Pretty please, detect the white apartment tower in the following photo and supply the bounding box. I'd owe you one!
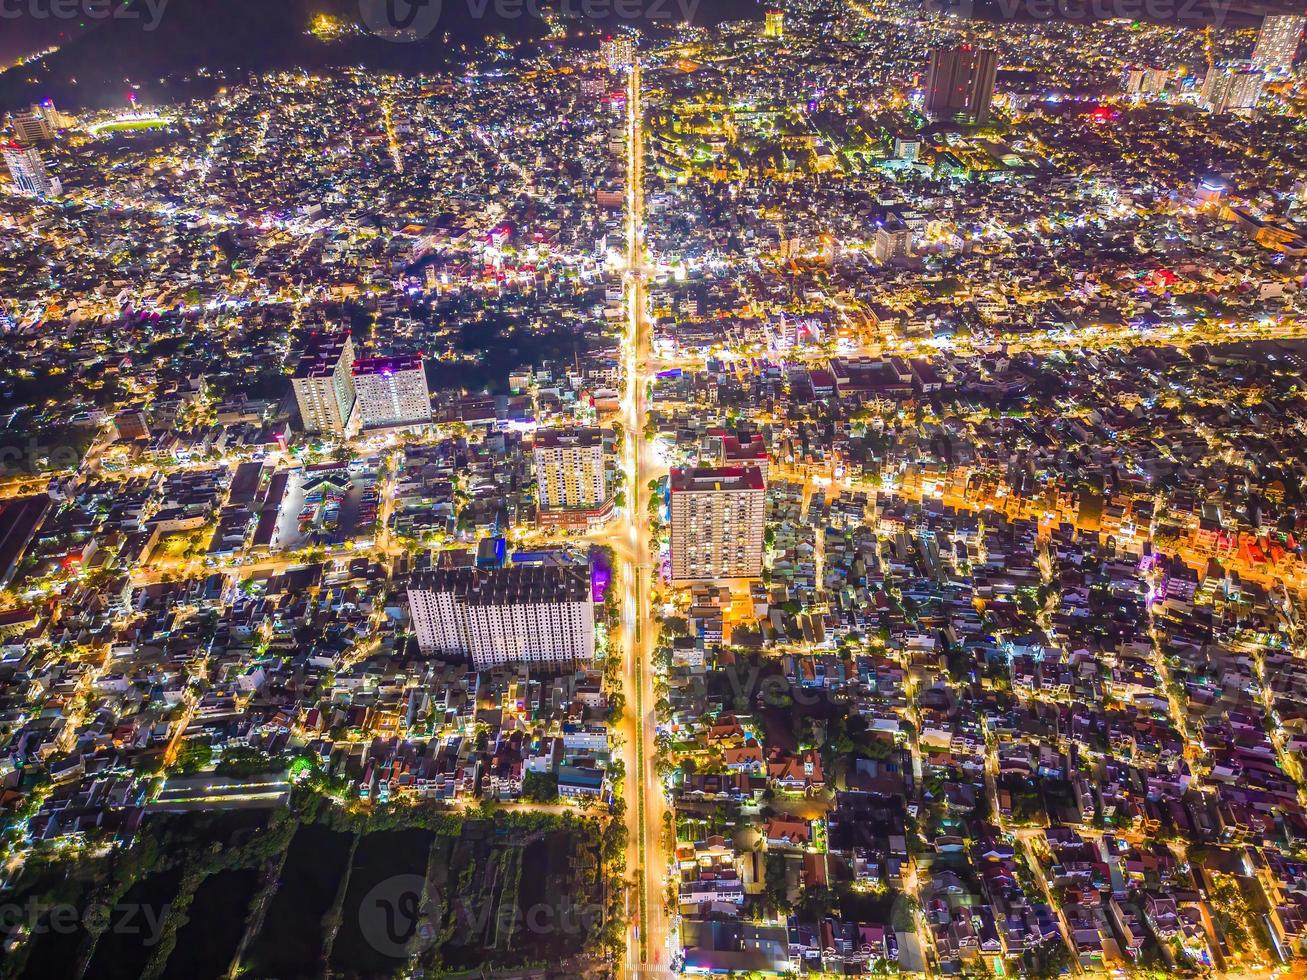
[1252,13,1304,70]
[292,331,356,435]
[534,427,606,510]
[352,354,431,429]
[601,35,635,70]
[874,221,913,263]
[1121,66,1172,96]
[408,563,595,670]
[11,110,53,144]
[2,142,58,198]
[669,466,766,582]
[1201,66,1265,114]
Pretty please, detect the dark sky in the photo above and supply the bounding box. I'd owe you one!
[0,13,97,64]
[1,0,1288,91]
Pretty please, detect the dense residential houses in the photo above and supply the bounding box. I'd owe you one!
[0,0,1304,976]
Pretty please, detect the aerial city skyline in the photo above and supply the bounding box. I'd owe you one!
[0,1,1305,978]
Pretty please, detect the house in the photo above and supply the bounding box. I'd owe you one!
[765,817,811,849]
[557,763,605,798]
[767,748,825,793]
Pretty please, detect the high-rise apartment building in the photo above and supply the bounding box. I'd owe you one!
[351,354,430,429]
[601,35,635,70]
[534,427,606,510]
[874,221,913,263]
[925,46,998,124]
[892,135,920,163]
[1145,66,1173,95]
[2,142,58,198]
[408,563,594,670]
[1121,66,1173,96]
[764,8,784,37]
[291,331,356,435]
[1252,13,1304,69]
[669,466,766,581]
[10,110,53,143]
[1201,66,1264,113]
[38,100,68,130]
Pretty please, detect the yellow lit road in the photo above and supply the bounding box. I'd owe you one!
[643,317,1307,377]
[617,55,673,980]
[381,100,405,174]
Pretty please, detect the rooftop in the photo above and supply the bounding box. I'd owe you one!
[534,426,604,450]
[670,465,766,493]
[353,354,423,376]
[409,561,592,605]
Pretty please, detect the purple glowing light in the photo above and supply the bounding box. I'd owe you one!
[591,559,611,603]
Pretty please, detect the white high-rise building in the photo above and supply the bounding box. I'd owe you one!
[669,466,766,582]
[38,101,69,130]
[534,427,606,510]
[1252,13,1304,70]
[408,563,595,670]
[10,110,53,143]
[892,135,920,163]
[291,331,356,435]
[601,35,635,70]
[874,221,913,263]
[352,354,430,429]
[2,142,58,198]
[1144,67,1173,95]
[1201,66,1265,114]
[1122,66,1173,96]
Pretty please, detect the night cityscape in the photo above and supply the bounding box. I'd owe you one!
[0,0,1306,977]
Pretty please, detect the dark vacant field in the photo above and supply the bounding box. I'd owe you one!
[439,823,603,971]
[161,868,259,980]
[0,812,604,979]
[242,823,354,978]
[84,868,184,980]
[329,828,437,977]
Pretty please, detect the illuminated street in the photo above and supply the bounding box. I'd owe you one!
[0,2,1306,978]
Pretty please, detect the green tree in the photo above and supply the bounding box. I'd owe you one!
[765,852,791,913]
[521,770,559,802]
[173,740,212,775]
